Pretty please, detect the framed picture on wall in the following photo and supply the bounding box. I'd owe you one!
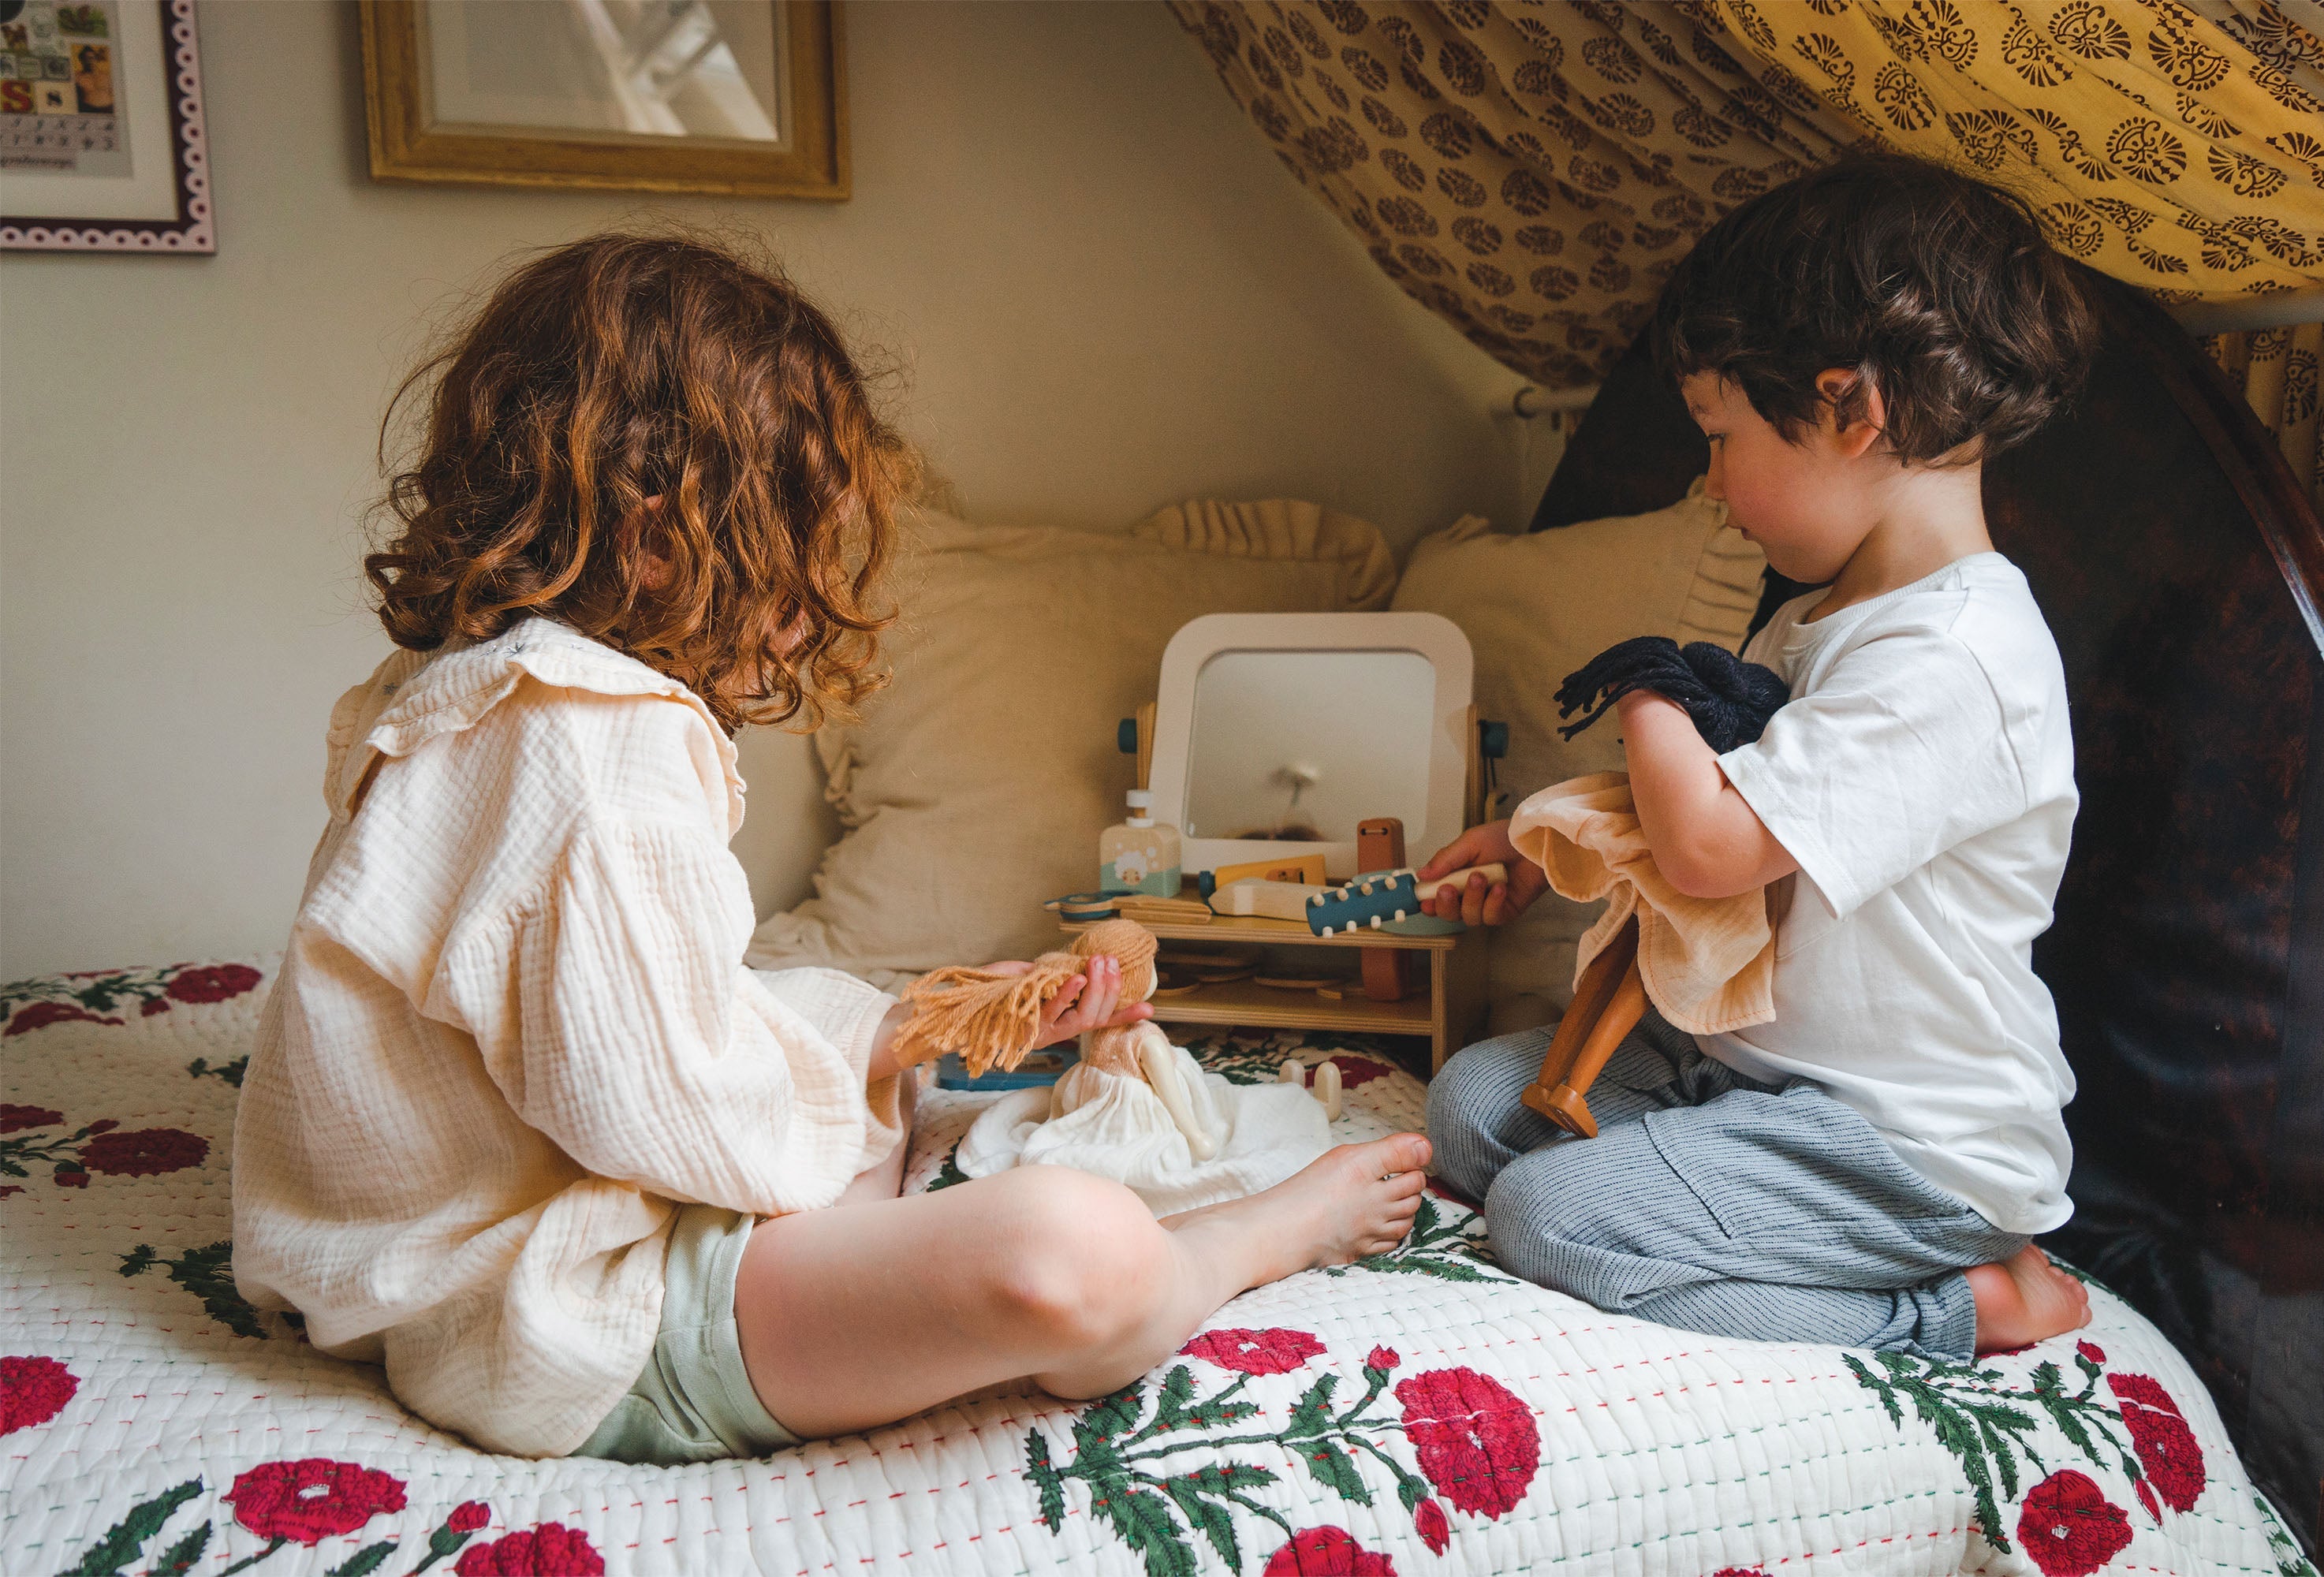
[0,0,214,252]
[359,1,845,200]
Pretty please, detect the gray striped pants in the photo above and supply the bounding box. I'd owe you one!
[1427,1010,2024,1360]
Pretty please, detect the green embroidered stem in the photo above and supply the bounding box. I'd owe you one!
[0,1124,103,1176]
[323,1541,397,1577]
[58,1478,203,1577]
[215,1534,289,1576]
[1847,1346,2150,1556]
[1121,1430,1287,1463]
[1321,1194,1511,1284]
[405,1522,476,1577]
[186,1055,248,1088]
[118,1240,272,1340]
[1222,1489,1296,1538]
[1128,1372,1251,1445]
[1029,1347,1431,1575]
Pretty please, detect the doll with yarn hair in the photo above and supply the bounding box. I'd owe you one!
[891,919,1344,1215]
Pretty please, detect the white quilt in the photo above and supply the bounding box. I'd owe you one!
[1,957,2312,1577]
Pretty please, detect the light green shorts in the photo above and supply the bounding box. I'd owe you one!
[571,1205,802,1465]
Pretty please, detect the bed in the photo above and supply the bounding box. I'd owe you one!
[5,271,2319,1575]
[0,964,2311,1576]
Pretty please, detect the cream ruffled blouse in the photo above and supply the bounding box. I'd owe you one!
[231,618,901,1457]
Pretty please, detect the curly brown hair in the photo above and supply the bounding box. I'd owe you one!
[1652,153,2097,467]
[365,232,914,732]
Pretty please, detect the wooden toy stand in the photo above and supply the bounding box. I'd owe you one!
[1056,906,1489,1073]
[1060,705,1497,1073]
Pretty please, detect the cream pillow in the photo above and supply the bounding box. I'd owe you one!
[1389,479,1765,1033]
[748,502,1397,979]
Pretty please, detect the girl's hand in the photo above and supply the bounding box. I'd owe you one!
[1414,818,1546,926]
[983,956,1154,1048]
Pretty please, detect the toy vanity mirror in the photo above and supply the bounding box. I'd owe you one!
[1145,613,1473,882]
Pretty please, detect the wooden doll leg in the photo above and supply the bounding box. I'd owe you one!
[1520,915,1642,1137]
[1533,956,1646,1139]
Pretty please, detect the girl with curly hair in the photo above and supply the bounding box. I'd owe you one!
[230,233,1428,1462]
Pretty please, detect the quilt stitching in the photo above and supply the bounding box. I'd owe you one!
[2,956,2312,1577]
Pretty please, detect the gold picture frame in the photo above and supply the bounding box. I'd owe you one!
[358,0,846,200]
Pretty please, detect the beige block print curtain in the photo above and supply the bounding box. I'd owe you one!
[1172,1,2324,390]
[1169,1,1863,388]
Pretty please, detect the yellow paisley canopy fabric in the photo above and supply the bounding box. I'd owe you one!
[1171,1,2324,390]
[2205,323,2323,509]
[1702,0,2324,297]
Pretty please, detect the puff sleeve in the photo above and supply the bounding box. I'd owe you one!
[431,815,901,1215]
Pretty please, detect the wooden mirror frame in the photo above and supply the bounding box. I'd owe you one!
[1143,612,1475,883]
[357,0,846,200]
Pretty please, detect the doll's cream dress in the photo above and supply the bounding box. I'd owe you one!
[955,1023,1331,1215]
[231,620,903,1458]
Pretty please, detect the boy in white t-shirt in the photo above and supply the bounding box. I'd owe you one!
[1420,154,2098,1360]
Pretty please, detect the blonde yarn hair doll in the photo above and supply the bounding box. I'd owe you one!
[895,920,1344,1214]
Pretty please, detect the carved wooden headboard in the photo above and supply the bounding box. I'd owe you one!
[1530,267,2324,1544]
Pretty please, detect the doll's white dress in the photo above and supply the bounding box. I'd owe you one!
[953,1023,1333,1215]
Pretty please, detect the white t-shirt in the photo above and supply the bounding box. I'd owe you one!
[1706,553,2077,1235]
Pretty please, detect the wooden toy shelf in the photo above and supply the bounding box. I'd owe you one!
[1058,912,1487,1072]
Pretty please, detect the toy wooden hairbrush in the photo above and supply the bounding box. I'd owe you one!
[1304,863,1507,936]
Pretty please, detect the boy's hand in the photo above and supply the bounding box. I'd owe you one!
[984,955,1154,1048]
[1415,820,1546,926]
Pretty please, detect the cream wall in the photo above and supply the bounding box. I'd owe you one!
[0,0,1533,982]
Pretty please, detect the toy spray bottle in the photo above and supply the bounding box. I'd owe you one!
[1099,789,1182,897]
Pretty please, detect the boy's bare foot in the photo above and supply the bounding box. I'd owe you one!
[1967,1243,2091,1354]
[1163,1135,1431,1290]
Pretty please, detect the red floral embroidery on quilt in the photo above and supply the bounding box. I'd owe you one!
[4,1001,123,1036]
[79,1127,208,1176]
[1394,1366,1541,1519]
[2016,1470,2133,1576]
[1306,1056,1397,1090]
[1262,1526,1398,1575]
[1412,1497,1449,1554]
[0,1355,79,1433]
[2076,1340,2106,1364]
[1366,1345,1400,1373]
[1180,1327,1326,1375]
[453,1522,606,1575]
[2107,1372,2206,1512]
[225,1459,409,1545]
[0,1104,63,1133]
[165,962,263,1005]
[449,1501,493,1533]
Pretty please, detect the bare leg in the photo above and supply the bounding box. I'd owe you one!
[833,1072,918,1207]
[732,1133,1430,1441]
[1968,1243,2091,1353]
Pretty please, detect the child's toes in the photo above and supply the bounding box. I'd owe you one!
[1378,1134,1431,1173]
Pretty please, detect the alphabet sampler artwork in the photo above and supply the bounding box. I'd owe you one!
[0,2,127,177]
[0,0,213,252]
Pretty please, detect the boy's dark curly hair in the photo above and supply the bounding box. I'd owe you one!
[1652,153,2098,466]
[365,232,915,733]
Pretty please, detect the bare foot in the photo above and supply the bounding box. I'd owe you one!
[1967,1244,2091,1355]
[1162,1135,1432,1291]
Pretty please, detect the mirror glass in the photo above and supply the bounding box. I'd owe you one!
[1181,651,1435,844]
[422,1,783,144]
